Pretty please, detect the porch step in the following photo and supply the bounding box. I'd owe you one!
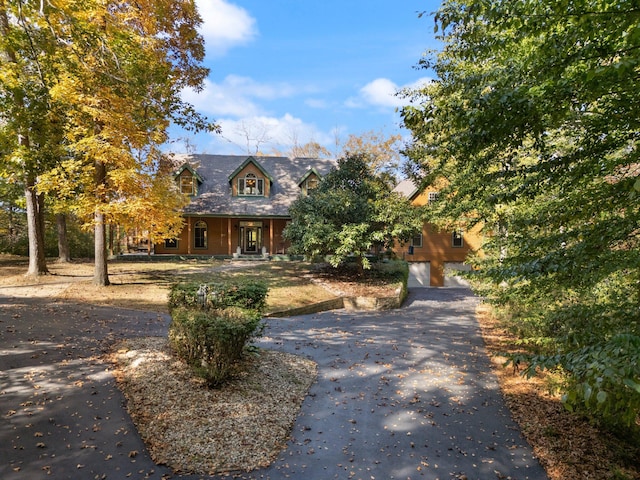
[231,255,270,261]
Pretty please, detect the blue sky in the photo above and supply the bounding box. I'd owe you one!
[170,0,442,156]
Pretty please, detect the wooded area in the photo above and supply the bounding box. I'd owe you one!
[0,0,214,285]
[402,0,640,429]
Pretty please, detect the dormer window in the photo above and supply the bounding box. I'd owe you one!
[175,164,202,196]
[238,173,264,196]
[305,177,318,192]
[298,168,321,196]
[181,173,196,195]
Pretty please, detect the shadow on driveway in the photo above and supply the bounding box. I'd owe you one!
[0,296,173,479]
[245,288,548,480]
[0,289,547,480]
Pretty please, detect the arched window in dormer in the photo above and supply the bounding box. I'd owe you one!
[238,173,264,196]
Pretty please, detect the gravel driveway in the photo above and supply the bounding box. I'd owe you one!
[0,288,547,480]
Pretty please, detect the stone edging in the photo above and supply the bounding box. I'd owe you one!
[265,284,407,318]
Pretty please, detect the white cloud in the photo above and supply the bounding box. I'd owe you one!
[195,0,257,56]
[221,75,298,100]
[360,78,404,108]
[182,75,299,118]
[349,77,433,109]
[183,79,258,117]
[305,98,328,109]
[209,114,333,155]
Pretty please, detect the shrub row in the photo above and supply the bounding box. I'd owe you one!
[168,280,268,312]
[168,280,268,387]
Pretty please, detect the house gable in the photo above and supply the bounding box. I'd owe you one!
[228,157,274,197]
[393,179,420,203]
[393,179,441,207]
[175,164,203,196]
[298,168,322,196]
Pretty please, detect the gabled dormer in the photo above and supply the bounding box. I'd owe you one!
[298,168,321,196]
[228,156,273,197]
[175,164,203,196]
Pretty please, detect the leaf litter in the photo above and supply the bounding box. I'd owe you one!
[108,337,317,475]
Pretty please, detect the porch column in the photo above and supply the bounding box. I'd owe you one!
[187,217,192,254]
[227,218,232,255]
[269,219,274,253]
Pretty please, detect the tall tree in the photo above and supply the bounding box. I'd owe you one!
[283,153,422,270]
[0,0,66,275]
[402,0,640,427]
[2,0,214,285]
[341,129,403,183]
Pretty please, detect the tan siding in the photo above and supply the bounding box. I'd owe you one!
[393,199,483,286]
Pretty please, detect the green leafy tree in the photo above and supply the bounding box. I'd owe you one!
[402,0,640,428]
[283,153,422,270]
[0,175,27,254]
[1,0,214,285]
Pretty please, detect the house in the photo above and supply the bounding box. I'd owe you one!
[392,179,483,287]
[154,154,336,256]
[155,154,480,287]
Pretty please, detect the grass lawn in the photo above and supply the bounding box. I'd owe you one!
[0,255,338,314]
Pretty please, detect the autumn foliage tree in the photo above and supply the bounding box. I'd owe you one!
[0,0,67,275]
[0,0,214,284]
[402,0,640,428]
[340,129,403,183]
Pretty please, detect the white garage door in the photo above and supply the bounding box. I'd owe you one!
[444,262,472,287]
[408,262,430,288]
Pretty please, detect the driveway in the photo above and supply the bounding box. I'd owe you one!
[246,288,547,480]
[0,289,547,480]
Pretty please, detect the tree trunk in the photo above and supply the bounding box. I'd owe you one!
[94,211,110,286]
[2,7,47,276]
[25,176,49,276]
[56,213,71,262]
[94,159,110,286]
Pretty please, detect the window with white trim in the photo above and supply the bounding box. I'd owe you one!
[238,173,264,196]
[452,231,464,248]
[428,192,440,205]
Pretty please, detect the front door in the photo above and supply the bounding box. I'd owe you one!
[245,227,258,253]
[239,222,262,254]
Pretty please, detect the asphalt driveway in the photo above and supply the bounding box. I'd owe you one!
[0,288,547,480]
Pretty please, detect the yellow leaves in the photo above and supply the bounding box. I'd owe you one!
[0,62,24,89]
[2,0,208,249]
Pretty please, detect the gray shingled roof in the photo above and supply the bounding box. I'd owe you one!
[393,178,419,199]
[172,154,337,217]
